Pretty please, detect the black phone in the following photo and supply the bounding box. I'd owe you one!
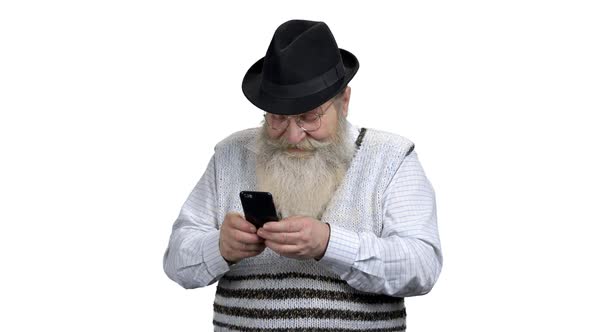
[239,191,280,228]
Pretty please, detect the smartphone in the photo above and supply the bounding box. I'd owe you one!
[240,191,280,228]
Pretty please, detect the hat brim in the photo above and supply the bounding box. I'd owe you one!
[242,49,359,115]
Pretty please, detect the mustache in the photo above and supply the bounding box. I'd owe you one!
[264,135,333,152]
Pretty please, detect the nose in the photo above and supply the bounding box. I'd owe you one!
[283,117,306,144]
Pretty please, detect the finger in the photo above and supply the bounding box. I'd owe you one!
[227,213,257,233]
[233,229,265,244]
[257,229,299,245]
[230,242,266,252]
[282,215,304,221]
[265,240,301,256]
[262,219,301,233]
[241,248,266,258]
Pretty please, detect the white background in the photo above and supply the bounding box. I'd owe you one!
[1,1,589,331]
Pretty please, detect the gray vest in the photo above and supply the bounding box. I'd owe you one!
[211,127,414,331]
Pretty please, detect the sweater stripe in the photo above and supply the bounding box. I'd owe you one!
[216,287,403,304]
[214,295,404,312]
[212,320,406,332]
[221,272,347,284]
[213,304,406,321]
[213,314,406,331]
[218,276,353,292]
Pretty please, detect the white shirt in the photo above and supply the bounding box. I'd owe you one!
[163,126,442,298]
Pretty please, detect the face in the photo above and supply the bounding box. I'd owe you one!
[265,87,351,150]
[256,86,353,218]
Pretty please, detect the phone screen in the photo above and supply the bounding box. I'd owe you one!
[240,191,280,228]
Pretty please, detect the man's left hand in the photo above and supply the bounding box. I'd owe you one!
[257,216,330,260]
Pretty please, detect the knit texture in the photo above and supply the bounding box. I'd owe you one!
[210,127,414,331]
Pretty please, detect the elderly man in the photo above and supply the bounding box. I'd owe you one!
[163,19,442,331]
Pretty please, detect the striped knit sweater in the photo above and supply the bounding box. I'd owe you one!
[163,124,442,331]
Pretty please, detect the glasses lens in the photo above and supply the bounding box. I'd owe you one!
[266,114,289,131]
[298,113,321,131]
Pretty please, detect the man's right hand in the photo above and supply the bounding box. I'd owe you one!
[219,213,266,264]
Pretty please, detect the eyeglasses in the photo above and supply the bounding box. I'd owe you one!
[264,99,335,133]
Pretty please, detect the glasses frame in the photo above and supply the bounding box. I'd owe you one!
[264,99,336,133]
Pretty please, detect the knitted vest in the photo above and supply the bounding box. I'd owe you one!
[211,127,414,331]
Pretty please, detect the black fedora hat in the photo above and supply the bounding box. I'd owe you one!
[242,20,359,115]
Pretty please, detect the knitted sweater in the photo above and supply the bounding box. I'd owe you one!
[163,125,442,331]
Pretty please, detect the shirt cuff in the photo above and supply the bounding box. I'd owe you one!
[318,225,360,275]
[202,231,230,279]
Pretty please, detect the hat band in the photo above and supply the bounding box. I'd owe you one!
[261,62,345,98]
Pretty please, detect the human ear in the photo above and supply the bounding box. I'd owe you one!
[341,86,351,117]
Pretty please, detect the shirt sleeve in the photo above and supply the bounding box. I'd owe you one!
[162,156,230,289]
[319,150,443,297]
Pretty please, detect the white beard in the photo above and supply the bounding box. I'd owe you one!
[255,117,355,219]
